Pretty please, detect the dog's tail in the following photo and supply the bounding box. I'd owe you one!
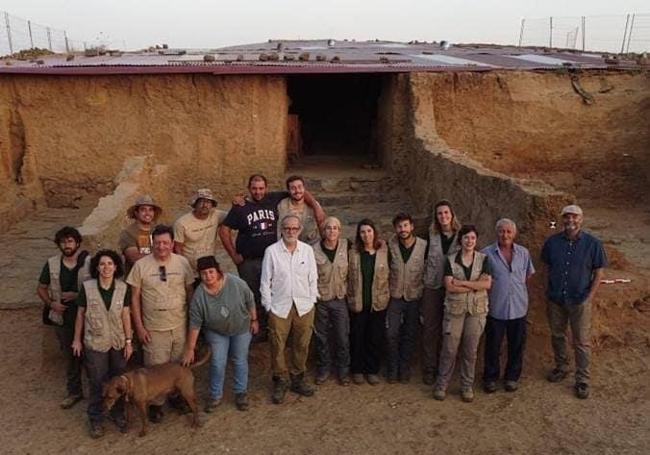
[190,344,211,369]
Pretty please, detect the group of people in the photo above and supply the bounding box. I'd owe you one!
[37,173,607,439]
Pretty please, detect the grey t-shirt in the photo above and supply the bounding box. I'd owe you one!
[189,273,255,336]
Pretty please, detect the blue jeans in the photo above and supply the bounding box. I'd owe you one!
[204,329,252,400]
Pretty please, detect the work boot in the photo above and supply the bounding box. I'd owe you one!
[504,380,519,392]
[204,398,221,413]
[546,368,568,383]
[290,373,315,397]
[60,393,83,410]
[147,405,164,423]
[575,382,590,399]
[314,369,329,385]
[235,393,249,411]
[483,381,498,394]
[433,387,446,401]
[272,377,289,404]
[352,373,365,385]
[366,374,381,386]
[88,420,104,439]
[461,388,475,403]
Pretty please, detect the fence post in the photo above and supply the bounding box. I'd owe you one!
[28,20,34,48]
[626,14,636,53]
[4,12,13,55]
[549,17,553,48]
[46,26,52,51]
[518,18,525,47]
[621,14,630,53]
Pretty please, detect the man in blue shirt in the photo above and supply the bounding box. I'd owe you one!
[541,205,607,399]
[482,219,535,394]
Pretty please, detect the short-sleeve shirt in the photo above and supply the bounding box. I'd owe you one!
[482,243,535,320]
[444,252,491,280]
[222,191,288,260]
[126,253,194,330]
[174,208,227,275]
[76,279,131,311]
[118,223,152,273]
[39,260,80,297]
[541,230,608,305]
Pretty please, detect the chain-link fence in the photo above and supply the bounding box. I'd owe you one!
[519,13,650,53]
[0,10,88,57]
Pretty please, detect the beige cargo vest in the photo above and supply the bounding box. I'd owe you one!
[388,236,427,301]
[83,279,128,352]
[347,243,390,313]
[314,239,349,301]
[47,254,91,302]
[444,251,489,316]
[424,230,460,290]
[277,198,320,245]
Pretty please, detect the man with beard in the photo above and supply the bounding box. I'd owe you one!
[118,195,162,275]
[174,188,227,286]
[219,174,322,338]
[277,175,325,245]
[541,205,607,399]
[127,224,195,422]
[385,213,427,383]
[37,226,91,409]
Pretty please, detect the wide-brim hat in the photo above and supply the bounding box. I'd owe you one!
[190,188,218,207]
[127,194,163,220]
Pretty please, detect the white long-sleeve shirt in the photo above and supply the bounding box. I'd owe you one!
[260,239,318,318]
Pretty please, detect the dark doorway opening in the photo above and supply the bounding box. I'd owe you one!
[287,74,382,160]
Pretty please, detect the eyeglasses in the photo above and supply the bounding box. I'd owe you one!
[159,266,167,282]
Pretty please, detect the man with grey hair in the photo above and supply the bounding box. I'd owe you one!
[260,214,318,404]
[481,218,535,393]
[541,205,607,399]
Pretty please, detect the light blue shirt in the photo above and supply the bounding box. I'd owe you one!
[482,242,535,320]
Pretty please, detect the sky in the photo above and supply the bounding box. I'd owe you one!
[2,1,649,51]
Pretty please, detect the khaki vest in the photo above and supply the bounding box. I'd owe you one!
[47,254,91,302]
[388,236,427,301]
[444,251,489,316]
[423,230,460,289]
[314,239,349,301]
[83,280,128,352]
[277,198,320,245]
[347,243,390,313]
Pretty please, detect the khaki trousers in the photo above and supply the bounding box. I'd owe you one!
[143,325,187,405]
[546,300,592,384]
[268,305,315,378]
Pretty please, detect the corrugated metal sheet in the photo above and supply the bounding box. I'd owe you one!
[0,39,643,75]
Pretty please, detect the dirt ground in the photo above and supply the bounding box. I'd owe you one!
[1,208,650,455]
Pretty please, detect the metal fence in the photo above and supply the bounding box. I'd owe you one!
[0,10,88,57]
[519,13,650,53]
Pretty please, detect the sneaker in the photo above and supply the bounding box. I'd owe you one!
[433,387,446,401]
[315,370,329,385]
[575,382,590,399]
[60,393,83,410]
[504,380,519,392]
[483,381,498,394]
[89,421,104,439]
[109,413,128,433]
[352,374,365,385]
[290,374,315,397]
[272,377,289,404]
[366,374,381,386]
[461,388,475,403]
[148,405,164,422]
[422,372,435,386]
[235,393,249,411]
[204,398,221,413]
[547,368,568,383]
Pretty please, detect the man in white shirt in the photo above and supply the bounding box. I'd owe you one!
[260,214,318,404]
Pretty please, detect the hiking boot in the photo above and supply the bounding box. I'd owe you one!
[89,421,104,439]
[147,405,164,423]
[422,372,435,386]
[339,374,351,386]
[547,368,568,383]
[366,374,381,386]
[204,398,221,413]
[352,373,365,385]
[235,393,249,411]
[461,388,475,403]
[433,387,446,401]
[60,393,83,410]
[504,380,519,392]
[272,377,289,404]
[315,370,329,385]
[483,381,498,394]
[290,374,315,397]
[575,382,590,399]
[109,413,128,433]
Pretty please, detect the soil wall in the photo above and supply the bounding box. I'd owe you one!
[0,74,289,231]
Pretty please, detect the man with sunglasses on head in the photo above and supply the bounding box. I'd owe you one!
[127,224,194,422]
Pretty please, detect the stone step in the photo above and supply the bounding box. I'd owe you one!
[302,175,400,195]
[318,190,404,208]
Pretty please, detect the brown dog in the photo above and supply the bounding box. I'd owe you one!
[103,346,211,436]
